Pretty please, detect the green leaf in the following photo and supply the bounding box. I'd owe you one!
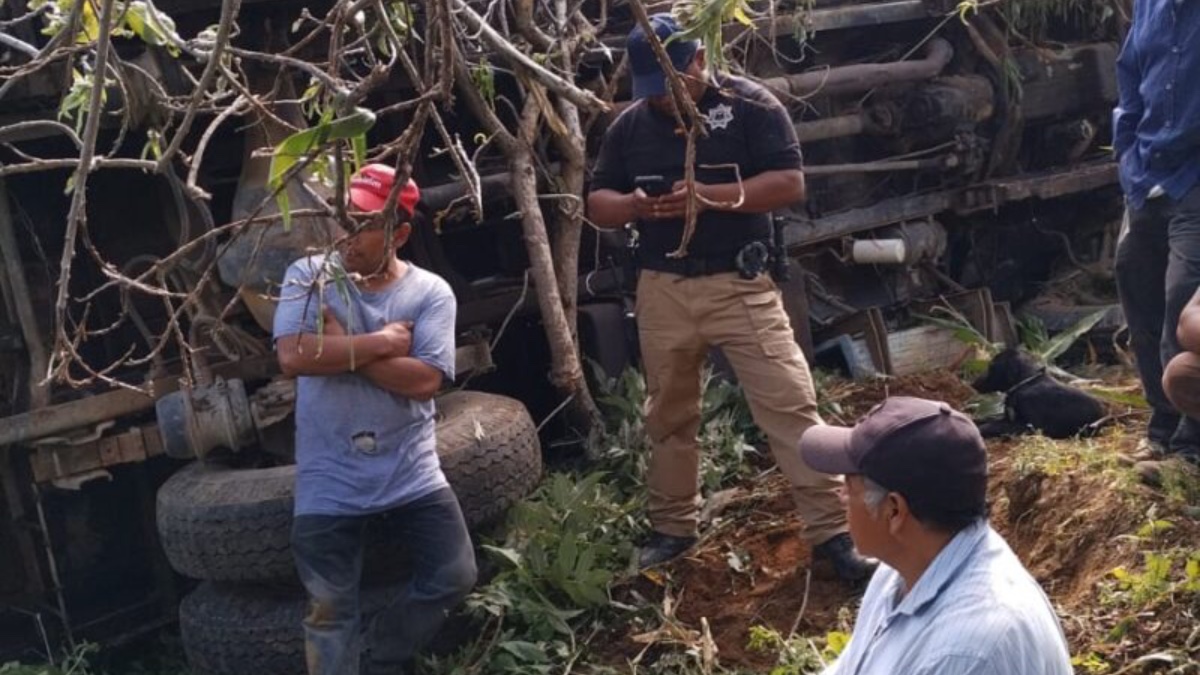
[914,309,998,353]
[79,0,100,43]
[123,1,180,54]
[497,641,549,664]
[471,57,497,109]
[1037,308,1110,363]
[825,630,851,657]
[268,107,376,230]
[351,134,367,171]
[483,545,523,569]
[1135,519,1175,539]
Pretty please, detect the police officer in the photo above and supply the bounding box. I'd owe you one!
[587,14,875,581]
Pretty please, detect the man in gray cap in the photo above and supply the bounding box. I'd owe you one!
[800,397,1072,675]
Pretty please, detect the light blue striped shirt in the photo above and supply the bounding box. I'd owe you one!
[823,521,1072,675]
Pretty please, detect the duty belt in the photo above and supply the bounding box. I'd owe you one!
[639,254,740,278]
[639,240,775,280]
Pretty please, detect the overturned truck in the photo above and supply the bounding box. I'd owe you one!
[0,0,1125,666]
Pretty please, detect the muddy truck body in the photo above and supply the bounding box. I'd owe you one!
[0,0,1124,663]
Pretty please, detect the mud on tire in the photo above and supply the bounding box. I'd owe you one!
[156,391,542,582]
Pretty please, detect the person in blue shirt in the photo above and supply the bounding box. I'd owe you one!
[273,164,477,675]
[799,398,1072,675]
[1113,0,1200,482]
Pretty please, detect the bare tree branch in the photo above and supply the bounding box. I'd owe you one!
[155,0,243,172]
[452,0,610,113]
[48,0,122,384]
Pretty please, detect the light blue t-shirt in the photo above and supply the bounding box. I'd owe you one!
[823,521,1072,675]
[273,254,456,517]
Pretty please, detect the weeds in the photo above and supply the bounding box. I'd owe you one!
[1,644,97,675]
[1018,310,1109,366]
[428,366,763,674]
[435,471,639,674]
[1103,550,1200,607]
[1011,433,1123,480]
[1158,460,1200,506]
[1070,651,1111,674]
[588,365,763,497]
[744,625,850,675]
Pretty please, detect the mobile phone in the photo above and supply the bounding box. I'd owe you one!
[635,175,670,197]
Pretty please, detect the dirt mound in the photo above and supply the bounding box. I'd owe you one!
[603,373,976,669]
[597,371,1200,673]
[828,370,979,422]
[669,482,848,667]
[608,476,854,670]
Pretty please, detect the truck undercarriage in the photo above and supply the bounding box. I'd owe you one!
[0,0,1126,661]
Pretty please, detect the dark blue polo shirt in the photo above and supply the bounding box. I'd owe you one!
[1114,0,1200,209]
[590,74,802,262]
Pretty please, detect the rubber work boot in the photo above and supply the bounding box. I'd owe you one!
[637,532,698,569]
[813,533,878,584]
[1118,438,1167,467]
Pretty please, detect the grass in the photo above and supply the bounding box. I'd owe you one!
[1009,430,1135,492]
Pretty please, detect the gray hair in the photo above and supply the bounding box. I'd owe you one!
[861,477,890,516]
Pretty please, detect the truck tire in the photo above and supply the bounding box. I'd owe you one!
[157,391,542,582]
[434,389,543,528]
[179,581,396,675]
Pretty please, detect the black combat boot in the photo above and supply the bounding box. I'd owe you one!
[813,533,878,583]
[637,532,698,569]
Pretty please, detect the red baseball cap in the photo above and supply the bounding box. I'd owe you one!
[349,164,420,218]
[800,397,988,518]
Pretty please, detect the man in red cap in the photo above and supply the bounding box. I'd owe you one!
[800,398,1071,675]
[274,164,476,675]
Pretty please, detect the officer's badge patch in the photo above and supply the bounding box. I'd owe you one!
[703,103,734,130]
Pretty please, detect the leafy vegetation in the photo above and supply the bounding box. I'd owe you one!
[1103,550,1200,607]
[267,107,376,230]
[671,0,757,69]
[422,367,769,674]
[744,625,850,675]
[1011,433,1124,480]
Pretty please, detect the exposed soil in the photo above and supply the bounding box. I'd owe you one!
[597,371,1200,672]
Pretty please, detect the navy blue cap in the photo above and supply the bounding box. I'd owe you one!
[627,14,699,99]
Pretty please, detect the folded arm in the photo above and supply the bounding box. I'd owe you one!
[305,310,443,401]
[276,332,395,377]
[355,357,444,401]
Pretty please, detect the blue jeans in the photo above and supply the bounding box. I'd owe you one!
[291,487,478,675]
[1116,185,1200,455]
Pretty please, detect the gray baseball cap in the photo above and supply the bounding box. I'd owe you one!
[800,397,988,517]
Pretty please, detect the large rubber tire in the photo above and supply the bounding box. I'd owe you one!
[179,582,395,675]
[157,391,541,582]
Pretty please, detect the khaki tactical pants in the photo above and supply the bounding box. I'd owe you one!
[636,270,846,545]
